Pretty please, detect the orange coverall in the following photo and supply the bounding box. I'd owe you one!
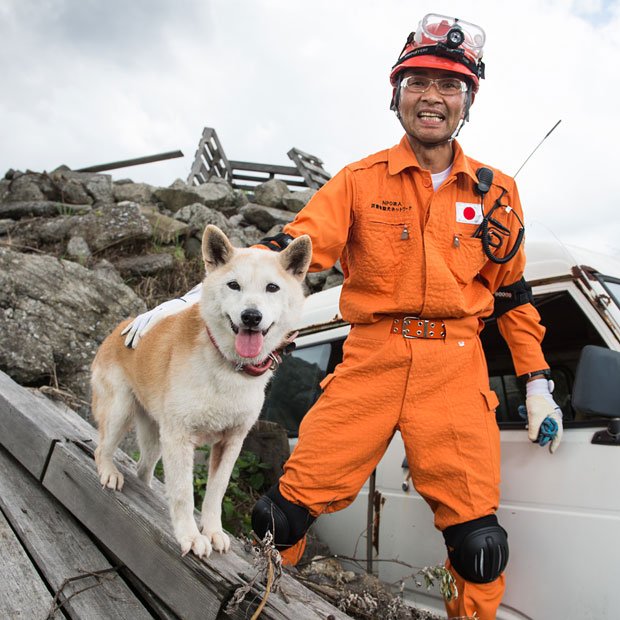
[279,135,548,620]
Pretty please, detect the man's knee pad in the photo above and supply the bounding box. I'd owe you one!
[442,514,509,583]
[251,484,315,550]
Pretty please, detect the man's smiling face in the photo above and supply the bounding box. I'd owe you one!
[397,68,469,146]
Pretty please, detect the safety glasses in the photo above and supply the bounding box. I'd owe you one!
[400,75,468,96]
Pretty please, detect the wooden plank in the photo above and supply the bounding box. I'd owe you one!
[0,371,70,478]
[0,446,153,620]
[0,370,116,478]
[229,160,300,176]
[288,147,325,165]
[43,440,245,620]
[0,508,55,619]
[42,440,347,619]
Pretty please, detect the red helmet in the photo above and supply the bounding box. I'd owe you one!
[390,14,485,93]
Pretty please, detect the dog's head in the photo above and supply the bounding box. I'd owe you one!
[200,225,312,363]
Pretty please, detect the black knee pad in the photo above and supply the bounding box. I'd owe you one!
[442,514,509,583]
[251,484,315,550]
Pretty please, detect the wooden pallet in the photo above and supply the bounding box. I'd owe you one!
[0,370,347,620]
[187,127,331,192]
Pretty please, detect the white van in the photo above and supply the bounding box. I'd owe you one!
[260,229,620,620]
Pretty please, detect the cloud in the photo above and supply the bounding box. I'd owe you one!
[1,0,619,256]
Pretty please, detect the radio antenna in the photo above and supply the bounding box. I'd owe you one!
[513,119,562,179]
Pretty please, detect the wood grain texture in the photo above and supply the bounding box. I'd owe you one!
[0,509,55,619]
[0,446,152,619]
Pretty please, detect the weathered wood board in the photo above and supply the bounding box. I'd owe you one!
[0,509,56,619]
[0,446,153,619]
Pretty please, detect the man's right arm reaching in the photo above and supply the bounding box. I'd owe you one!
[121,284,202,348]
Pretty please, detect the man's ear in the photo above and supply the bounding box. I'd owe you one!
[202,225,234,271]
[279,235,312,282]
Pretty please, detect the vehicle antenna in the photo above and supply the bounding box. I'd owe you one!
[513,119,562,179]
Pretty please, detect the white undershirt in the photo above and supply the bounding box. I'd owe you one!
[431,164,453,191]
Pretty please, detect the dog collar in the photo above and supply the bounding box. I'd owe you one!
[205,326,294,377]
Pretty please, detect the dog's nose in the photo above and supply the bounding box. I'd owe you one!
[241,309,262,328]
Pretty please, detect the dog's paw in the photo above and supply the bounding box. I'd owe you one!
[179,533,213,559]
[207,530,231,554]
[98,467,124,491]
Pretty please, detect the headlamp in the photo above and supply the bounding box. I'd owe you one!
[414,13,485,62]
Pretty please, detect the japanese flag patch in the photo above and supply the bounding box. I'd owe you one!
[455,202,483,224]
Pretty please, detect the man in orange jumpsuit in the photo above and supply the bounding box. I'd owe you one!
[250,15,563,620]
[124,14,563,620]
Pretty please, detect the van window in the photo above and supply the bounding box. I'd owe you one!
[481,290,607,427]
[260,339,343,436]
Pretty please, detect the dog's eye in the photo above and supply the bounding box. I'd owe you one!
[266,283,280,293]
[227,280,240,291]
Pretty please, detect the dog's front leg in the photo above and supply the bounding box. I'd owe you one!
[160,433,212,558]
[199,432,246,553]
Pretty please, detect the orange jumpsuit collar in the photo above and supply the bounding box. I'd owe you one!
[388,135,479,186]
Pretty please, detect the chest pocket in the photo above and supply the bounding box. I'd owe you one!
[349,216,409,278]
[447,234,487,285]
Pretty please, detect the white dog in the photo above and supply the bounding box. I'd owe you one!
[91,225,312,558]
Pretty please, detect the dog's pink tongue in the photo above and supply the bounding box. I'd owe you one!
[235,330,264,358]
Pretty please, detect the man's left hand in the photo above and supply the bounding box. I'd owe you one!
[525,378,563,454]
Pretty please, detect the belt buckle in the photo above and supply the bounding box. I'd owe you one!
[402,317,446,339]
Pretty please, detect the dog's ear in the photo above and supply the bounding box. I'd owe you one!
[279,235,312,281]
[202,225,234,270]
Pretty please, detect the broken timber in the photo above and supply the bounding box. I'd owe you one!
[187,127,331,192]
[76,150,184,173]
[0,370,347,620]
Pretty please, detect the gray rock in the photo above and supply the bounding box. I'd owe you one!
[155,179,236,214]
[239,204,276,232]
[0,247,145,401]
[0,201,91,219]
[233,189,249,208]
[113,182,157,204]
[13,202,151,251]
[93,259,125,287]
[113,253,175,277]
[6,172,46,201]
[13,215,77,245]
[82,173,114,203]
[239,203,295,231]
[253,179,290,208]
[54,177,93,205]
[183,235,203,259]
[75,202,152,251]
[237,225,264,246]
[66,236,92,262]
[282,188,316,213]
[138,205,190,244]
[173,202,231,235]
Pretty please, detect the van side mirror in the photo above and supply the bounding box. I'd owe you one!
[572,345,620,445]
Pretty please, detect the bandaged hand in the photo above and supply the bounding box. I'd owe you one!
[525,377,563,454]
[121,284,202,349]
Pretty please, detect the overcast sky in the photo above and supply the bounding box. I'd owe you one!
[2,0,619,257]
